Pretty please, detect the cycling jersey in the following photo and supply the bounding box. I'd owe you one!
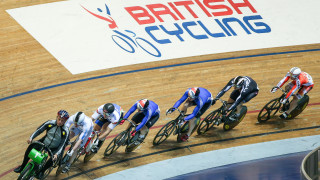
[65,113,93,147]
[29,120,69,155]
[277,71,314,99]
[123,100,160,131]
[173,87,213,121]
[91,103,123,129]
[215,76,259,111]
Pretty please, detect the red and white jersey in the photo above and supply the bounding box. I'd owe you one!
[277,71,313,99]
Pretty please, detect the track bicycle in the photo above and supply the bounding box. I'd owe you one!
[152,109,200,145]
[104,119,147,156]
[197,98,247,135]
[55,130,99,175]
[257,86,309,122]
[17,141,55,180]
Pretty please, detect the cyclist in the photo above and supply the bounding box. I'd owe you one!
[14,110,70,179]
[212,76,259,123]
[90,103,124,153]
[167,87,213,142]
[271,67,314,119]
[123,99,160,144]
[62,111,93,173]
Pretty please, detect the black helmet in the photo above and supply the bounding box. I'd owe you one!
[103,103,115,116]
[233,76,245,88]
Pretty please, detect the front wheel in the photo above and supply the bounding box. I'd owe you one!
[153,120,176,146]
[197,110,220,135]
[18,163,33,180]
[257,98,281,123]
[84,151,95,163]
[104,131,127,157]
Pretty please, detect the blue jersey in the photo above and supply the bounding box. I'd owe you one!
[123,100,160,131]
[173,87,213,121]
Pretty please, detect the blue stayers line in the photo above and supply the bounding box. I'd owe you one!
[1,48,319,102]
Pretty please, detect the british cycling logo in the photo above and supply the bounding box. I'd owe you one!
[81,4,162,57]
[81,0,271,57]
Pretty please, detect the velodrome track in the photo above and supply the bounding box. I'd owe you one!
[1,0,320,179]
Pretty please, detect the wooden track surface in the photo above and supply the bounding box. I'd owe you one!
[1,0,320,179]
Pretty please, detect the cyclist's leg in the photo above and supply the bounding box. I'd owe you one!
[140,114,160,142]
[181,99,195,114]
[238,91,259,114]
[187,101,211,136]
[228,90,239,110]
[38,147,58,177]
[92,123,112,153]
[287,85,312,114]
[14,143,42,173]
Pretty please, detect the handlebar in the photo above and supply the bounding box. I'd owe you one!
[273,86,287,94]
[31,141,54,158]
[215,98,228,107]
[127,119,136,127]
[166,108,185,116]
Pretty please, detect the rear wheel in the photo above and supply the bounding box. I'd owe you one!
[153,120,176,146]
[18,163,33,180]
[104,131,127,157]
[223,106,247,131]
[258,98,281,122]
[288,95,309,119]
[197,110,220,135]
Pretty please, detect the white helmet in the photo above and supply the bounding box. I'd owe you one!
[289,67,301,78]
[75,112,85,125]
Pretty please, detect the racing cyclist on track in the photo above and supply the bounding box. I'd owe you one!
[123,99,160,144]
[14,110,70,179]
[271,67,313,119]
[62,112,93,173]
[90,103,124,153]
[167,87,213,142]
[212,76,259,124]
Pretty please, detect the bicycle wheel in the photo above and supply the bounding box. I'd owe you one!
[55,154,69,176]
[104,131,127,157]
[153,120,176,146]
[125,131,144,153]
[18,163,32,180]
[136,37,161,57]
[197,110,220,135]
[288,95,309,119]
[112,35,135,53]
[223,106,247,131]
[84,151,95,163]
[257,98,281,122]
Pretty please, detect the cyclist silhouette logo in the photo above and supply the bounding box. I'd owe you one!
[81,4,161,57]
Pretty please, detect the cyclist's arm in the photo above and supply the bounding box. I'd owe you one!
[285,79,300,99]
[276,73,290,88]
[184,105,201,121]
[216,79,233,99]
[135,109,152,131]
[123,103,137,119]
[29,120,52,141]
[173,91,188,109]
